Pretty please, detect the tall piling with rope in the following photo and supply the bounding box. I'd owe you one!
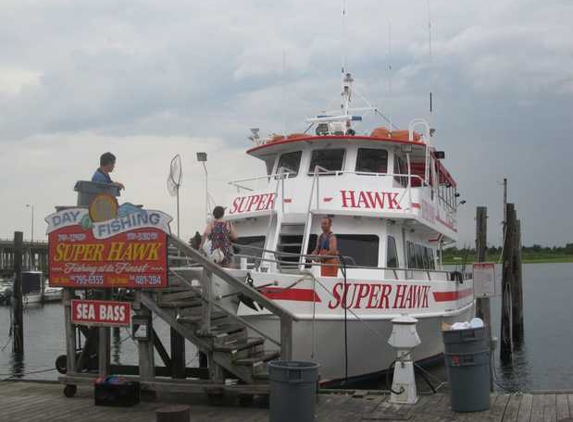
[500,203,519,362]
[499,200,525,362]
[474,206,493,390]
[512,219,524,345]
[475,207,490,329]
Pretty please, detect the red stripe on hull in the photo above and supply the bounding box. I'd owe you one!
[433,288,473,302]
[261,287,322,303]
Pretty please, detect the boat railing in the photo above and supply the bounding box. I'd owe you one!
[228,168,294,193]
[231,242,459,279]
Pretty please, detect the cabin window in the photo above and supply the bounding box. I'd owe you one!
[278,234,303,266]
[356,148,388,174]
[277,151,302,177]
[387,236,399,268]
[407,241,416,268]
[234,236,266,265]
[425,247,435,269]
[415,244,424,269]
[308,234,379,267]
[308,149,345,175]
[393,154,408,186]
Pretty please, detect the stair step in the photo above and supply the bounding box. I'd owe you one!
[177,312,228,324]
[160,299,203,308]
[211,328,248,348]
[214,337,265,353]
[153,286,189,293]
[235,350,280,366]
[159,290,200,303]
[209,323,246,336]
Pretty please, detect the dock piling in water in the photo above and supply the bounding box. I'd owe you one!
[474,206,493,391]
[12,231,24,356]
[512,219,524,344]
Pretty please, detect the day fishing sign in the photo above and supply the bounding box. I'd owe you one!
[45,203,172,288]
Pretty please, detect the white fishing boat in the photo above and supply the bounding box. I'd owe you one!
[206,71,473,386]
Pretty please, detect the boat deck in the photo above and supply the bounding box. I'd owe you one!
[1,380,572,421]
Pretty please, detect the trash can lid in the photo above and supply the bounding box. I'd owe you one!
[268,361,320,371]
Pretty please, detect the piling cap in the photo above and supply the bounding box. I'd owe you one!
[391,315,418,325]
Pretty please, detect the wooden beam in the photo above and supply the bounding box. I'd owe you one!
[63,289,77,374]
[137,304,155,381]
[280,316,293,360]
[152,328,172,368]
[170,328,186,379]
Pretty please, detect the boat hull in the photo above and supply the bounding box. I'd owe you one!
[244,304,473,383]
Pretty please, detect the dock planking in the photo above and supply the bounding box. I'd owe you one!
[1,381,573,422]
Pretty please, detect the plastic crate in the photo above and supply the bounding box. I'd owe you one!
[94,381,140,407]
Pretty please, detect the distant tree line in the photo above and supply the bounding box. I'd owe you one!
[444,244,573,255]
[442,243,573,263]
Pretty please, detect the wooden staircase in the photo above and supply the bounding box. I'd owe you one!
[136,235,297,385]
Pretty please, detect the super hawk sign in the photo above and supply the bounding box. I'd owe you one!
[46,205,172,288]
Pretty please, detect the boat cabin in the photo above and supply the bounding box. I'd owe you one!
[224,127,458,281]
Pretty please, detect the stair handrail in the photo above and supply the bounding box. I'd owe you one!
[168,235,298,359]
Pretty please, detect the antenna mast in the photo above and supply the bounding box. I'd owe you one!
[341,0,347,74]
[427,0,434,115]
[387,21,393,128]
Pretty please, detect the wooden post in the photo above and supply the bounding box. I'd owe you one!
[474,206,493,391]
[138,305,155,381]
[12,231,24,355]
[280,316,293,361]
[98,290,111,376]
[475,207,490,325]
[512,219,524,344]
[500,203,515,362]
[199,269,213,335]
[170,328,186,379]
[63,288,77,373]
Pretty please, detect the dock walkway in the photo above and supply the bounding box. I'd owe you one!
[1,381,572,421]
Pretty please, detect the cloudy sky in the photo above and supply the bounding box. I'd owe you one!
[0,0,571,247]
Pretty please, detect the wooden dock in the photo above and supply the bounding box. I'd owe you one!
[1,381,573,422]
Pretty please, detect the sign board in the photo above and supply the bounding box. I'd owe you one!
[71,299,131,326]
[473,262,496,297]
[46,203,171,288]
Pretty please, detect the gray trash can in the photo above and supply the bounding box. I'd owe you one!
[74,180,120,207]
[268,361,320,422]
[443,327,490,412]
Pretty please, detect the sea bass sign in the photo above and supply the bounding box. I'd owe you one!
[46,204,172,289]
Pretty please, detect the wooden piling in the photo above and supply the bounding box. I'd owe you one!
[475,207,493,391]
[475,207,491,327]
[500,203,516,362]
[512,219,524,344]
[12,231,24,355]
